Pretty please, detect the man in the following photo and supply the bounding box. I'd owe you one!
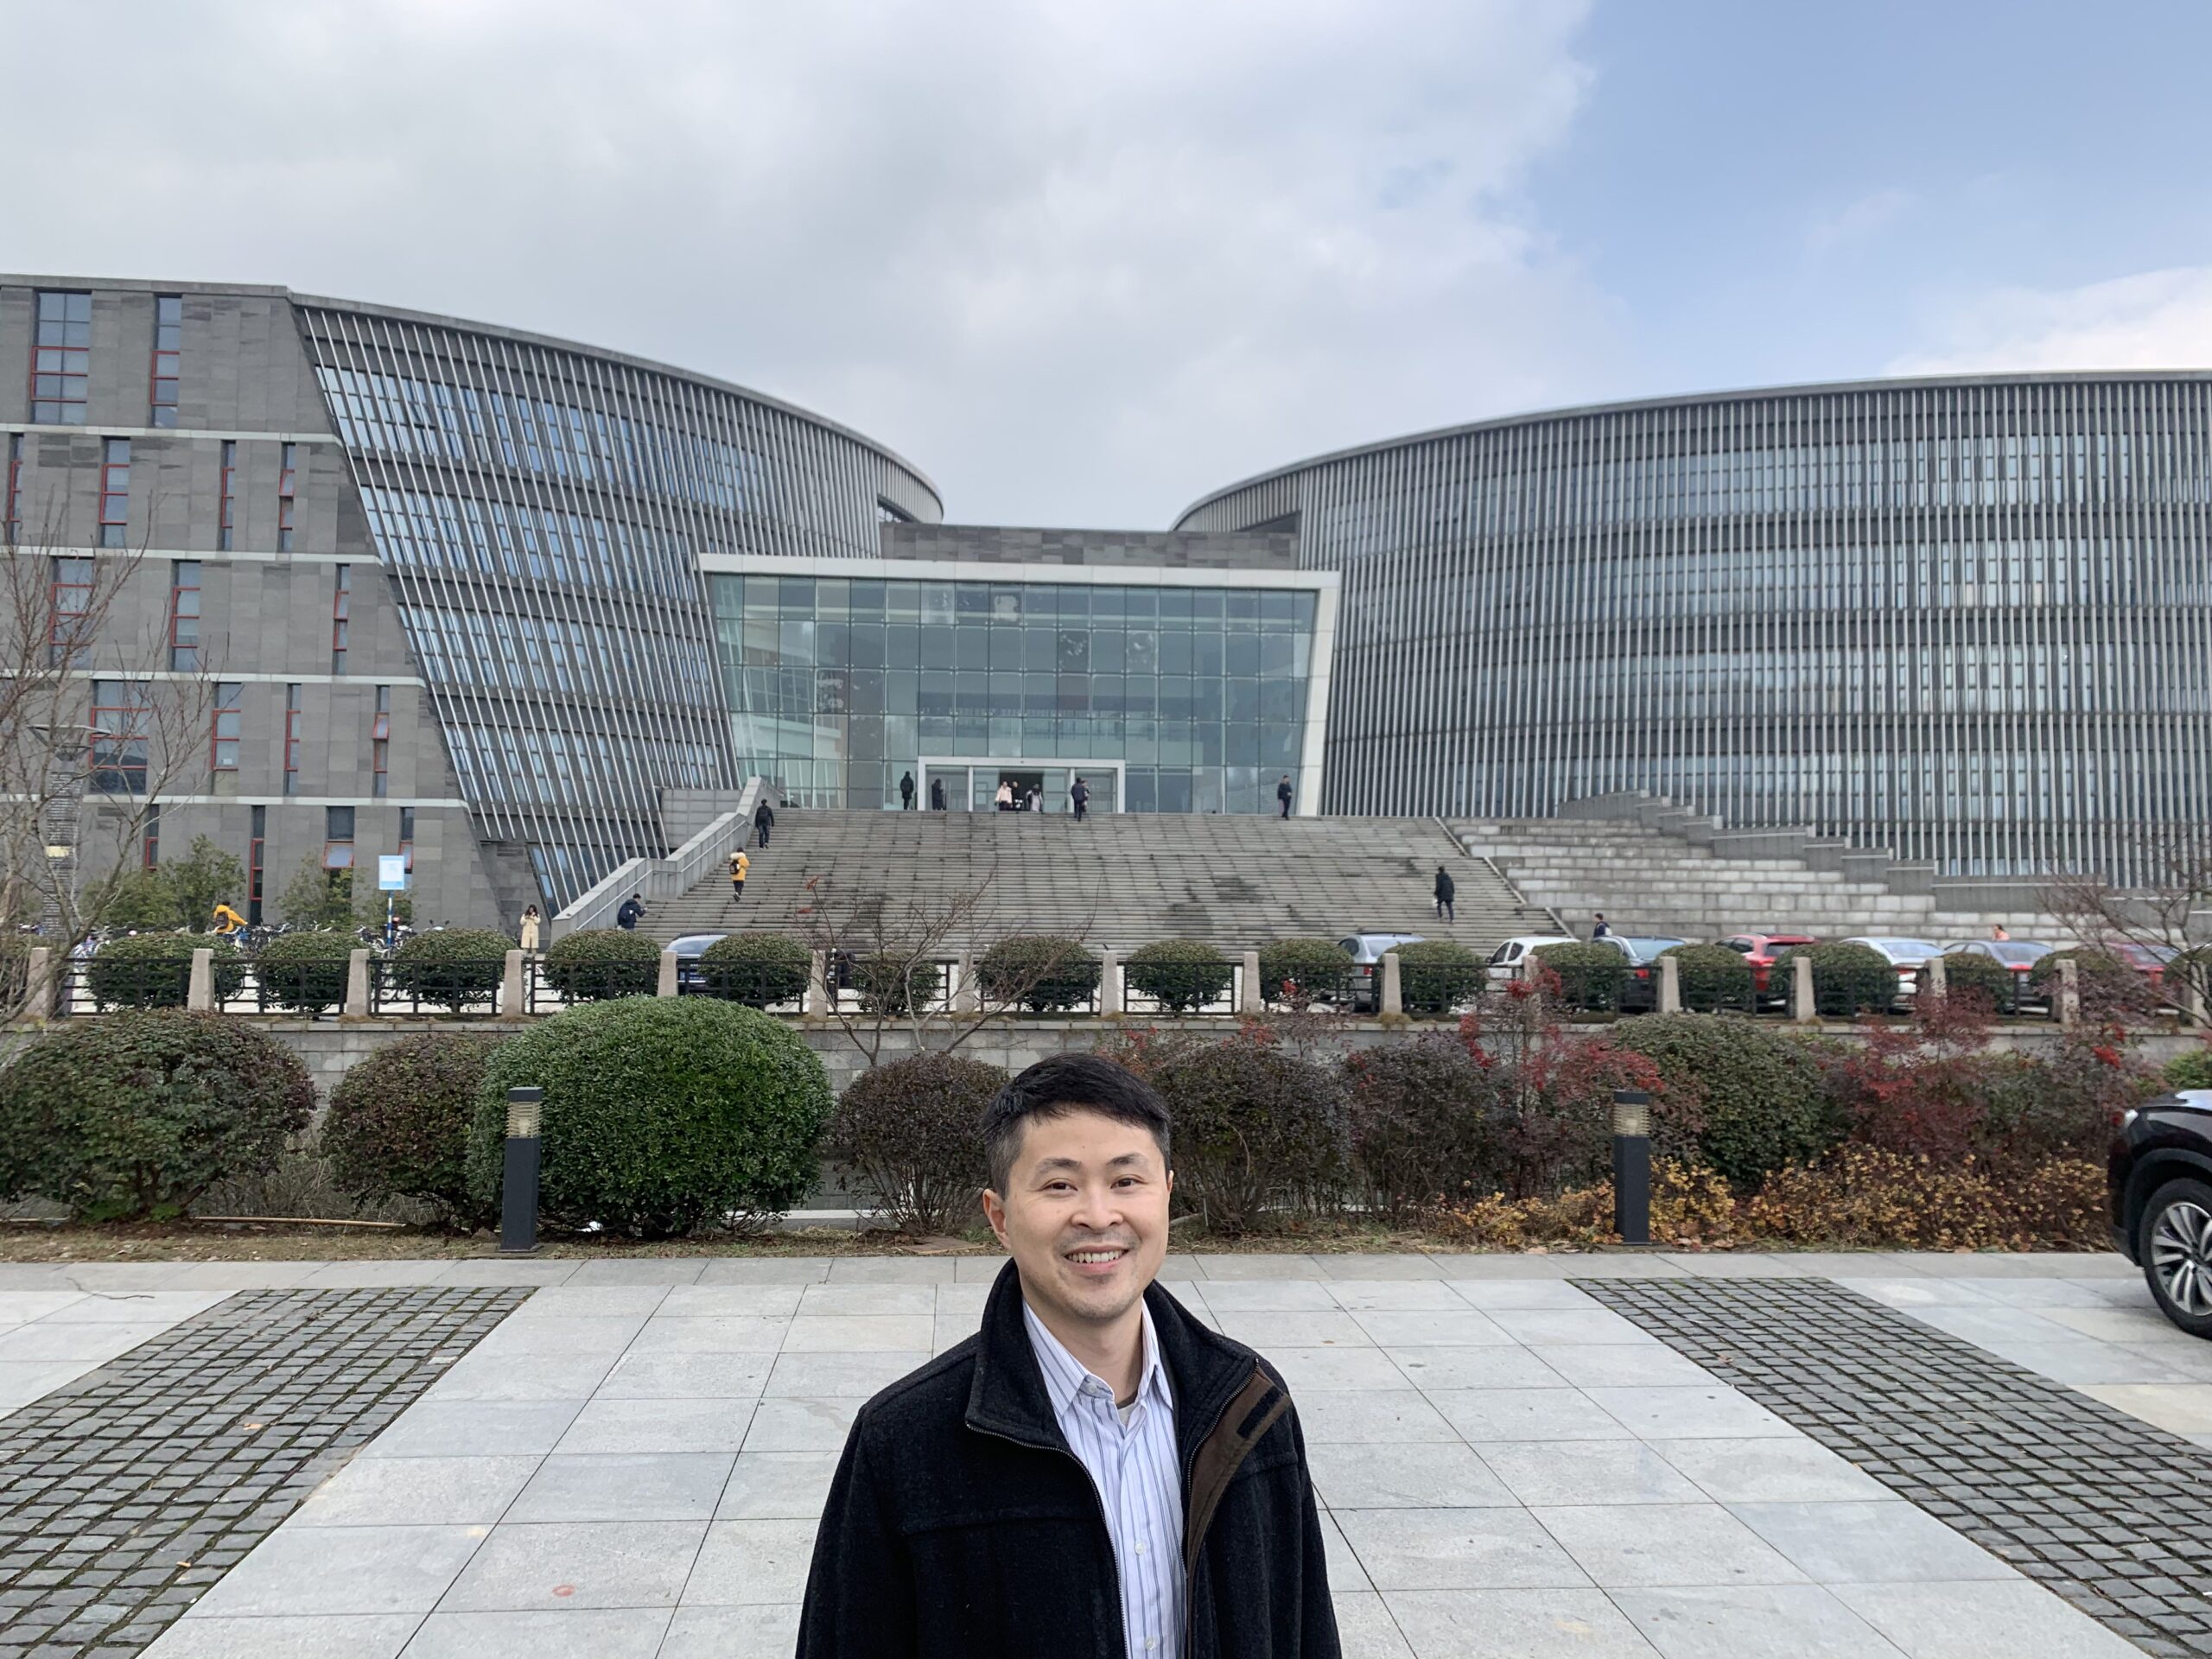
[615,892,645,930]
[1276,774,1294,819]
[1071,775,1089,822]
[930,775,947,810]
[210,901,245,936]
[755,795,776,849]
[1433,864,1455,922]
[728,848,749,903]
[901,770,917,810]
[1591,912,1610,939]
[799,1055,1338,1659]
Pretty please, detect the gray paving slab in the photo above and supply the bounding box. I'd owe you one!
[141,1612,422,1658]
[505,1452,735,1522]
[659,1283,807,1318]
[1530,1501,1807,1589]
[820,1257,955,1283]
[358,1399,585,1459]
[293,1454,540,1527]
[657,1603,801,1656]
[1329,1590,1417,1659]
[1611,1584,1910,1659]
[1645,1438,1891,1504]
[556,1395,753,1455]
[1726,1499,2019,1585]
[436,1518,706,1611]
[715,1449,839,1519]
[1382,1586,1660,1657]
[1833,1580,2152,1658]
[399,1607,672,1658]
[1337,1506,1593,1592]
[1295,1389,1462,1443]
[1307,1440,1516,1510]
[1428,1387,1635,1444]
[596,1350,775,1400]
[683,1516,822,1605]
[1478,1440,1706,1507]
[189,1523,487,1617]
[694,1256,832,1284]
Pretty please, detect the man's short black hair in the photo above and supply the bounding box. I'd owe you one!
[981,1054,1172,1195]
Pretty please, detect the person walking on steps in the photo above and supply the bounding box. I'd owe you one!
[518,906,541,951]
[1071,775,1089,821]
[996,779,1014,812]
[728,849,750,902]
[900,770,916,810]
[1591,913,1610,939]
[754,795,775,848]
[930,775,947,810]
[616,892,645,931]
[1433,865,1455,922]
[1277,773,1294,819]
[797,1053,1340,1659]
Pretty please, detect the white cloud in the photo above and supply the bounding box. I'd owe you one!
[3,0,1611,524]
[1891,267,2212,374]
[1803,188,1913,255]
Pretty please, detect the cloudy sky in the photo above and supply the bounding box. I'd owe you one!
[9,0,2212,524]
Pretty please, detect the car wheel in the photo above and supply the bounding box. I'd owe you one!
[2139,1178,2212,1339]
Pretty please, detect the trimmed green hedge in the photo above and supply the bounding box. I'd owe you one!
[469,996,830,1237]
[255,929,356,1013]
[1153,1039,1351,1231]
[1390,939,1483,1016]
[1936,950,2018,1014]
[0,1010,313,1220]
[323,1032,505,1226]
[1661,944,1755,1013]
[2028,946,2152,1014]
[86,933,246,1010]
[698,933,811,1007]
[1777,942,1897,1018]
[542,927,661,1001]
[2164,1046,2212,1090]
[1258,938,1354,1007]
[1611,1014,1841,1189]
[978,936,1101,1014]
[390,928,512,1012]
[829,1052,1004,1234]
[855,953,943,1016]
[1124,940,1234,1014]
[1344,1033,1503,1218]
[1531,942,1627,1014]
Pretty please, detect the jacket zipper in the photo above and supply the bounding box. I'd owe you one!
[968,1424,1130,1656]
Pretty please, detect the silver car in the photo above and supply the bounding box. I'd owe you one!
[1338,932,1427,1012]
[1839,936,1946,1004]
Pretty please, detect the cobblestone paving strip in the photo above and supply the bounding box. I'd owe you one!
[0,1287,528,1658]
[1578,1274,2212,1658]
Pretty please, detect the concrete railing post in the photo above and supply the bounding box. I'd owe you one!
[1923,954,1946,1004]
[955,952,978,1013]
[23,948,53,1020]
[1381,951,1403,1017]
[657,949,679,997]
[2057,957,2080,1028]
[501,949,525,1016]
[1099,949,1122,1018]
[1239,950,1262,1015]
[187,947,214,1012]
[344,950,372,1017]
[807,950,830,1017]
[1658,955,1681,1014]
[2191,979,2210,1031]
[1791,954,1815,1023]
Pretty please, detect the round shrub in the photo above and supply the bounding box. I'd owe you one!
[322,1032,505,1226]
[1152,1039,1351,1231]
[0,1009,313,1219]
[254,929,357,1013]
[390,928,512,1013]
[1390,940,1483,1016]
[1530,943,1626,1014]
[1344,1033,1503,1218]
[86,932,246,1009]
[2027,946,2145,1010]
[698,933,810,1007]
[1779,942,1897,1018]
[1611,1014,1840,1189]
[1258,938,1354,1007]
[828,1052,1004,1234]
[2164,1046,2212,1091]
[1934,950,2017,1014]
[469,996,830,1238]
[1124,940,1234,1014]
[1661,944,1755,1013]
[541,927,661,1001]
[978,935,1101,1014]
[855,953,943,1016]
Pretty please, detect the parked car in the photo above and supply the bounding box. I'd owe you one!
[2108,1090,2212,1338]
[1338,932,1427,1011]
[1837,936,1946,1005]
[1484,934,1578,987]
[668,931,728,993]
[1591,935,1692,1012]
[1942,939,2056,1009]
[2111,940,2179,995]
[1715,932,1821,999]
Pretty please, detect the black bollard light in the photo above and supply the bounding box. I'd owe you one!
[1611,1089,1652,1246]
[500,1086,543,1255]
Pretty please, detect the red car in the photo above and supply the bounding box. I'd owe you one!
[1717,932,1821,996]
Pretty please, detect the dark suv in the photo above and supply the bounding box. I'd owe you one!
[2108,1090,2212,1338]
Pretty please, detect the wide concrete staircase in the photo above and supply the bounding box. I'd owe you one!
[645,810,1561,955]
[1455,817,2074,944]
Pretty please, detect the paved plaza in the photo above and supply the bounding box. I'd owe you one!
[0,1250,2206,1657]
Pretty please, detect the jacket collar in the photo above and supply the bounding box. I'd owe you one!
[966,1258,1262,1473]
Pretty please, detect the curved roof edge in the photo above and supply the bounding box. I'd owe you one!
[1171,367,2212,529]
[0,271,943,514]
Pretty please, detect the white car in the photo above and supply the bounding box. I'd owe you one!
[1486,934,1580,985]
[1838,936,1946,1001]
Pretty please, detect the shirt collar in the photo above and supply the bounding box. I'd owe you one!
[1022,1296,1174,1416]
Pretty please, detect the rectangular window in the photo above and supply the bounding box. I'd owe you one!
[3,433,22,543]
[142,802,161,869]
[283,682,302,797]
[372,683,391,798]
[217,439,237,550]
[248,804,266,925]
[31,290,92,423]
[331,563,350,673]
[149,295,181,427]
[398,804,415,872]
[48,556,92,666]
[89,680,151,793]
[211,680,243,771]
[98,438,130,548]
[323,804,354,869]
[276,442,297,551]
[169,559,201,671]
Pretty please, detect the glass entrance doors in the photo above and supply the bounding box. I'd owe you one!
[918,759,1123,814]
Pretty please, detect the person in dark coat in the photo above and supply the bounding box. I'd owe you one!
[1591,913,1610,939]
[1433,865,1455,921]
[900,770,917,810]
[615,893,645,930]
[1071,775,1090,822]
[754,796,775,848]
[1276,774,1294,819]
[930,776,947,810]
[798,1055,1338,1659]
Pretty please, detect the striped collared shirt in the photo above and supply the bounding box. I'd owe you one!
[1022,1299,1185,1659]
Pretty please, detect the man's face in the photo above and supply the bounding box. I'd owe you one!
[983,1109,1172,1329]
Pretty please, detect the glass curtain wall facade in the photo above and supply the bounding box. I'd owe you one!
[296,302,940,903]
[1178,375,2212,884]
[709,568,1326,814]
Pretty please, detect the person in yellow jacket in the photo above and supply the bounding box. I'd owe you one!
[729,848,750,902]
[211,902,245,935]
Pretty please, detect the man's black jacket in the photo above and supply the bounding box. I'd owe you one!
[797,1262,1340,1659]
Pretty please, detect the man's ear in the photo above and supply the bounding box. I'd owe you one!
[981,1186,1009,1249]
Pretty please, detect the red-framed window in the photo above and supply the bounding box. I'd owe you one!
[217,439,237,550]
[98,438,130,548]
[283,682,302,796]
[398,804,416,872]
[372,683,391,798]
[248,804,266,925]
[211,680,243,771]
[331,563,350,673]
[31,290,91,423]
[149,296,181,427]
[48,556,92,667]
[169,559,201,671]
[89,680,151,793]
[323,804,355,869]
[142,802,161,869]
[276,442,297,551]
[4,433,22,543]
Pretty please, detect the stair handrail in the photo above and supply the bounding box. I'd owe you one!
[550,777,768,941]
